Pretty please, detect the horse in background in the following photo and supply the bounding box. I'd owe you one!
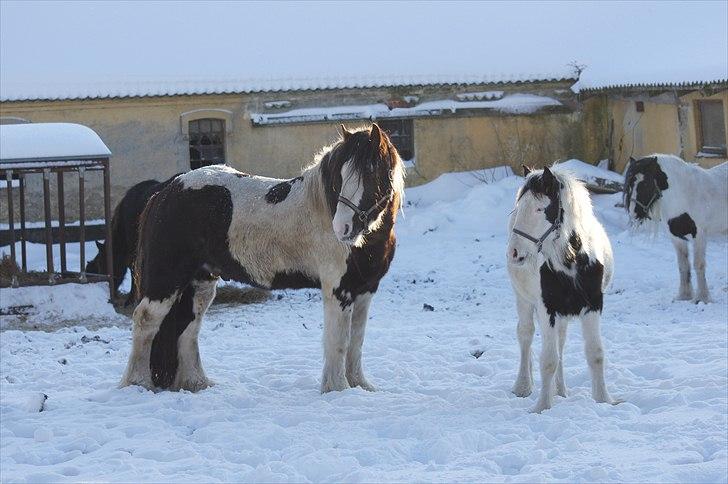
[121,124,405,393]
[624,155,727,304]
[86,174,181,306]
[507,165,618,413]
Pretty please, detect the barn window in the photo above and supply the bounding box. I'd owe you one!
[378,119,415,162]
[189,118,226,169]
[696,100,726,157]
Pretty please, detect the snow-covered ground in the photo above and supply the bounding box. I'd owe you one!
[1,170,726,482]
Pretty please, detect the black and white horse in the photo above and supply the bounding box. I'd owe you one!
[624,154,727,304]
[120,124,405,393]
[507,166,618,413]
[86,175,181,306]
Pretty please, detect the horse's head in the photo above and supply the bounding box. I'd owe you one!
[323,123,403,245]
[85,240,107,275]
[623,156,669,223]
[508,165,563,266]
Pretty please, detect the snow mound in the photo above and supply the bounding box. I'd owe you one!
[406,166,514,207]
[554,159,624,193]
[0,283,122,329]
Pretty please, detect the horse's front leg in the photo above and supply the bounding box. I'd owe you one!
[532,307,558,413]
[512,294,535,397]
[692,230,712,304]
[346,292,375,391]
[671,237,693,301]
[580,311,617,405]
[321,291,353,393]
[555,319,568,398]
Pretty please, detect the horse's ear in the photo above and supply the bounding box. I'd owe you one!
[339,124,352,141]
[369,123,386,153]
[95,240,103,250]
[521,164,532,177]
[628,156,636,165]
[542,166,556,189]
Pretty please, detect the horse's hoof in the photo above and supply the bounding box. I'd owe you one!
[692,295,712,305]
[512,382,533,398]
[320,378,351,393]
[530,403,550,414]
[349,378,376,392]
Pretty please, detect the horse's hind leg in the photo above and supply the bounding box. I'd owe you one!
[120,294,177,389]
[671,237,693,301]
[555,320,568,398]
[579,311,615,405]
[512,295,535,397]
[172,277,217,392]
[346,293,374,391]
[693,230,712,304]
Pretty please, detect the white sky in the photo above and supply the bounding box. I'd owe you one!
[1,0,726,90]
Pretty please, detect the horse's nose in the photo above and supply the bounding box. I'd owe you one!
[512,248,518,259]
[343,224,350,236]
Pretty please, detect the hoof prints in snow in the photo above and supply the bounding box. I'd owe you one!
[1,178,727,482]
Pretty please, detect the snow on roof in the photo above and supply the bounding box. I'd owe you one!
[0,123,111,162]
[577,65,728,92]
[0,72,577,102]
[251,93,564,125]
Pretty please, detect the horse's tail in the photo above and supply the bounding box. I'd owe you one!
[133,191,159,302]
[150,283,195,388]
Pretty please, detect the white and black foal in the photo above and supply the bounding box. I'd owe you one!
[507,166,618,413]
[121,124,405,393]
[624,154,727,304]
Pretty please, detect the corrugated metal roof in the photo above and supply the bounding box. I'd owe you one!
[0,73,577,102]
[580,78,728,93]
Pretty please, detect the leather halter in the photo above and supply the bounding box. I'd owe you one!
[512,199,563,253]
[337,193,391,225]
[630,179,661,220]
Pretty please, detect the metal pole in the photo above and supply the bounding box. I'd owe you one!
[18,173,27,272]
[57,171,67,274]
[42,168,54,284]
[102,160,115,300]
[5,171,18,287]
[78,167,86,282]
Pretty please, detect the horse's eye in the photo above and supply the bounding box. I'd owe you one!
[535,208,543,212]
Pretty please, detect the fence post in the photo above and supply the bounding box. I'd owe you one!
[42,168,54,284]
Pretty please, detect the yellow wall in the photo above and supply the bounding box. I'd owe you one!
[412,112,582,183]
[605,89,727,172]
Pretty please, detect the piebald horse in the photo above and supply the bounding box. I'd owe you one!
[507,166,618,413]
[121,124,405,393]
[624,154,727,304]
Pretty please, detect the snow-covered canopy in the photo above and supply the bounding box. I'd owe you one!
[252,94,563,125]
[0,123,111,163]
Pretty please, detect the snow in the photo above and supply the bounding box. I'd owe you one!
[554,159,624,184]
[0,123,111,162]
[252,94,563,125]
[1,174,727,482]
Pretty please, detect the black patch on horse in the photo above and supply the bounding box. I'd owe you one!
[333,200,398,308]
[150,283,195,388]
[519,168,564,224]
[540,243,604,326]
[668,212,697,240]
[270,270,321,289]
[624,156,669,220]
[86,174,181,305]
[136,181,255,302]
[265,176,303,204]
